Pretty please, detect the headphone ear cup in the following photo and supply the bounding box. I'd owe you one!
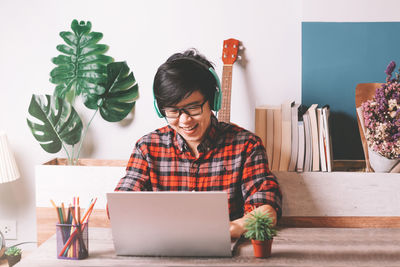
[153,96,164,118]
[213,87,222,112]
[208,67,222,112]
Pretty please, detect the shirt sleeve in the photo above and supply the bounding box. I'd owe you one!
[114,142,151,191]
[241,137,283,219]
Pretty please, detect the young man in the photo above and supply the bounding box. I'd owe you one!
[115,49,282,239]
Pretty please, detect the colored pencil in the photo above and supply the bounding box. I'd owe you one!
[59,198,95,257]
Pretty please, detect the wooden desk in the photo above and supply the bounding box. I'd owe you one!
[15,227,400,266]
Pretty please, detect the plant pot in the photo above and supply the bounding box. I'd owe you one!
[251,239,273,258]
[368,148,400,172]
[7,254,21,267]
[35,158,126,209]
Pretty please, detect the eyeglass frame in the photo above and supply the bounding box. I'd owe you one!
[162,100,208,119]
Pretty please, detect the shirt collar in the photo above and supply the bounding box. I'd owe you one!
[198,115,219,153]
[171,115,220,153]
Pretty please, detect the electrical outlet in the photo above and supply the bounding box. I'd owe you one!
[0,220,17,239]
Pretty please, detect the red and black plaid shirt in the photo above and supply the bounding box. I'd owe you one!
[115,116,282,221]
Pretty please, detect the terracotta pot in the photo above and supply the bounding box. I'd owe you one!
[251,239,273,258]
[7,254,21,267]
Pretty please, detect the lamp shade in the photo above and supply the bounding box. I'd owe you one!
[0,131,20,183]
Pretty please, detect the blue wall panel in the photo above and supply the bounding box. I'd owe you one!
[302,22,400,159]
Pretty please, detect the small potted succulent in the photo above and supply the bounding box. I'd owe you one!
[244,210,277,258]
[5,246,22,267]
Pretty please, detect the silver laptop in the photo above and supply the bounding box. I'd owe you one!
[106,191,233,257]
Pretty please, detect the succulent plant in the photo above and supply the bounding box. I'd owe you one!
[5,246,21,257]
[244,210,277,241]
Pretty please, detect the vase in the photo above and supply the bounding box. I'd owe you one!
[368,148,400,172]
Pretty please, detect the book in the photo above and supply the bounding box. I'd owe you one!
[271,108,282,171]
[255,107,267,147]
[303,112,312,172]
[297,105,308,172]
[279,101,294,171]
[307,104,320,171]
[296,121,305,172]
[266,108,274,169]
[288,103,300,171]
[317,108,327,172]
[255,106,275,167]
[322,105,333,172]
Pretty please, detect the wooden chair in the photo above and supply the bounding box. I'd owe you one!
[355,83,382,172]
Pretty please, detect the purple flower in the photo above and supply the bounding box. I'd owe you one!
[362,62,400,159]
[385,61,396,76]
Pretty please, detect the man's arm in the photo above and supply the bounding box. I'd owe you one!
[230,136,282,239]
[114,142,150,192]
[229,204,277,239]
[108,142,150,219]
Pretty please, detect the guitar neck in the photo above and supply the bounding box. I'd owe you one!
[218,65,233,123]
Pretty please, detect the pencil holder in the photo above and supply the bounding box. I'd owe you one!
[56,223,88,260]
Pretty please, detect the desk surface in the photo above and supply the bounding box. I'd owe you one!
[15,227,400,266]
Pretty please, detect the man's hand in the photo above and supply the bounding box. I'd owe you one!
[230,218,245,239]
[229,204,277,239]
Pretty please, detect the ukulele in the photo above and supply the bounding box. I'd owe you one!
[218,38,240,123]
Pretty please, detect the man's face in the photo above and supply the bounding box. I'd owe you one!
[165,91,212,149]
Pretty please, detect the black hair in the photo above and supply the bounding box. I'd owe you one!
[153,49,218,115]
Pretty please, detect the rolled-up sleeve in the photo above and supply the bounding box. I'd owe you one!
[241,139,282,219]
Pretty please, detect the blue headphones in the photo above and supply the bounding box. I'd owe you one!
[153,57,222,118]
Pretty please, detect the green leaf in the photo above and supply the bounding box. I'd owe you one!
[50,19,113,103]
[71,19,91,36]
[26,94,83,153]
[83,61,139,122]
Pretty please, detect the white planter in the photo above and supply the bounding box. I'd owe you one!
[368,148,400,173]
[35,158,126,209]
[276,171,400,216]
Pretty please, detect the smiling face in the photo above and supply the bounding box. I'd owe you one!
[166,91,212,153]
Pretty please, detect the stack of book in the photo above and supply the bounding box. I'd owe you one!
[255,102,333,172]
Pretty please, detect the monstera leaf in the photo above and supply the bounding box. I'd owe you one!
[83,61,139,122]
[50,20,113,103]
[27,94,83,153]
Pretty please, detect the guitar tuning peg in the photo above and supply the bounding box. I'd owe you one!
[237,55,242,61]
[239,45,244,50]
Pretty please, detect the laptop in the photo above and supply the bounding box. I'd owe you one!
[106,191,234,257]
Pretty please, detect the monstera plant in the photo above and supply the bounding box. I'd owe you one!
[27,20,138,165]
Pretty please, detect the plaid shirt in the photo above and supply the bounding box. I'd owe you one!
[115,116,282,221]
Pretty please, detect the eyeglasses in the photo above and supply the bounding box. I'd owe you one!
[162,100,208,119]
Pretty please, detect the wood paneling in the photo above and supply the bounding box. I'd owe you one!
[279,216,400,228]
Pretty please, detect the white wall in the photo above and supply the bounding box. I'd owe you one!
[303,0,400,21]
[0,0,301,248]
[5,0,398,248]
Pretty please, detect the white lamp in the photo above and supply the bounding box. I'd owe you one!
[0,131,20,258]
[0,131,20,184]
